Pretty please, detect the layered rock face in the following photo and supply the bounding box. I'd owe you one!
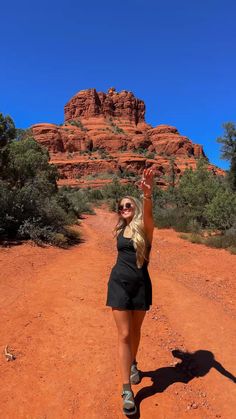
[64,87,145,125]
[31,88,225,188]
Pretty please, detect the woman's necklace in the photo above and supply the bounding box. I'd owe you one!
[124,224,132,238]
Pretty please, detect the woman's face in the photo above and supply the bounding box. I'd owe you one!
[118,198,135,223]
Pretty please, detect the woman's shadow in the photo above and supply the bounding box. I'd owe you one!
[126,348,236,418]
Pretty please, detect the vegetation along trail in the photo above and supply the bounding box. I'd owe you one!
[0,206,235,419]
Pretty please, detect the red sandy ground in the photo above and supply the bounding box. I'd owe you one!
[0,206,235,419]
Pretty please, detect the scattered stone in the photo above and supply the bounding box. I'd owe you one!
[4,345,16,361]
[187,402,198,410]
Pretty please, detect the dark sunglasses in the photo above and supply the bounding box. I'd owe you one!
[118,202,133,212]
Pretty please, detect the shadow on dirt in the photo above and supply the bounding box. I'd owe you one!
[0,239,25,248]
[127,349,236,418]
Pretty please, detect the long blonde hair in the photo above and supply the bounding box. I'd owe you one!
[114,195,151,268]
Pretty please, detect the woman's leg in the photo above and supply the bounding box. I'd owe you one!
[112,308,133,384]
[130,310,146,362]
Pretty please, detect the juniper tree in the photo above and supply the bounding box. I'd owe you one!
[217,122,236,191]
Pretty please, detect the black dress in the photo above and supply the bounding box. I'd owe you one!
[106,227,152,310]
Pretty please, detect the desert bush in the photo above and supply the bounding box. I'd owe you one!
[153,206,194,231]
[0,175,75,241]
[171,158,232,229]
[50,226,81,248]
[204,232,236,252]
[118,169,137,179]
[56,186,94,218]
[97,148,110,159]
[85,188,104,201]
[0,118,92,246]
[133,148,148,155]
[0,136,59,188]
[203,188,236,230]
[104,178,141,200]
[67,119,88,131]
[107,117,125,134]
[102,178,124,200]
[175,159,220,214]
[107,199,117,212]
[112,125,125,134]
[146,152,156,159]
[187,233,204,244]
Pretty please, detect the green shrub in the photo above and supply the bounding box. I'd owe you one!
[188,233,204,244]
[173,158,231,228]
[186,219,202,233]
[203,188,236,230]
[0,136,58,188]
[204,233,236,250]
[108,199,117,212]
[146,152,156,159]
[85,188,104,201]
[134,148,148,155]
[56,187,95,218]
[178,226,236,253]
[17,220,54,245]
[107,117,125,134]
[50,227,81,248]
[118,169,137,179]
[153,206,194,231]
[0,123,92,246]
[67,119,88,131]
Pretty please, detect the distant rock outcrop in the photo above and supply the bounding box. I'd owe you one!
[31,88,225,188]
[64,87,145,125]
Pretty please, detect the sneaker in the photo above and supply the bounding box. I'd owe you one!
[121,390,137,416]
[130,361,141,385]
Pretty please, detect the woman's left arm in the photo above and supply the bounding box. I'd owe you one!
[140,167,155,244]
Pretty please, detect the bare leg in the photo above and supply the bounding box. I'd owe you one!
[112,308,132,383]
[130,310,146,362]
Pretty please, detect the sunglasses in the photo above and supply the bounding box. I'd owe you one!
[118,202,134,212]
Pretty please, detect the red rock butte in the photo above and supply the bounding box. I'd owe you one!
[31,88,225,189]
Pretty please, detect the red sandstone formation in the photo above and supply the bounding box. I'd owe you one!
[31,88,225,188]
[64,87,145,125]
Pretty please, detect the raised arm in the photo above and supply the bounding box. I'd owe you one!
[140,167,155,245]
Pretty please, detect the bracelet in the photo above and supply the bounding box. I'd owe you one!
[143,195,152,199]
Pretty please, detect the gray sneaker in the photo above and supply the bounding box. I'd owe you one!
[130,361,141,385]
[121,390,137,416]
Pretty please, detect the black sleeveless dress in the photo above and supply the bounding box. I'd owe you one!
[106,227,152,310]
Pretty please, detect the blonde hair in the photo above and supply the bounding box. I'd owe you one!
[114,195,151,268]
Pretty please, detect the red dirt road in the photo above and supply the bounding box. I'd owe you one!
[0,206,235,419]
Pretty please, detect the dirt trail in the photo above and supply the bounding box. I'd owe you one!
[0,206,235,419]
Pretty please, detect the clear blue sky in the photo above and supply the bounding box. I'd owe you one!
[1,0,235,170]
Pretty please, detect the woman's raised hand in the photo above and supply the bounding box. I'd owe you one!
[140,167,154,196]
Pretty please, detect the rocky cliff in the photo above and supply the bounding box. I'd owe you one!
[64,87,145,125]
[31,88,225,189]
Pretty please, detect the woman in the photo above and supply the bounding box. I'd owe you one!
[106,167,155,416]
